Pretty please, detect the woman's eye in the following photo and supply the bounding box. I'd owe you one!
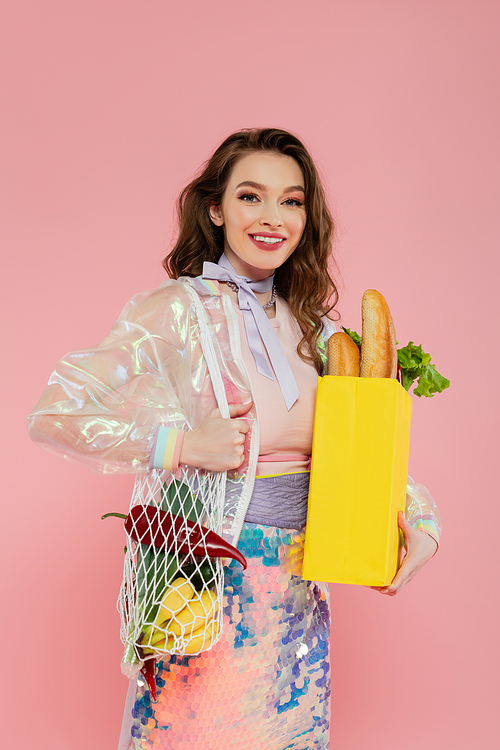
[283,198,303,207]
[238,193,259,203]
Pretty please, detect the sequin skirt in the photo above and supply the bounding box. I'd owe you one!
[126,523,331,750]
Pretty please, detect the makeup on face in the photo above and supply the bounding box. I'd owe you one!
[209,152,306,281]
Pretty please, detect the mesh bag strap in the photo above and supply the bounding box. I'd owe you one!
[118,282,233,675]
[184,282,230,419]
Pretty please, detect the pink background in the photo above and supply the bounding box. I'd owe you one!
[2,1,498,748]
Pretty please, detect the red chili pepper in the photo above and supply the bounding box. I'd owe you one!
[124,506,247,570]
[141,658,157,701]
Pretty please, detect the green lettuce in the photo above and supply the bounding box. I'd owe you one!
[341,327,362,346]
[341,328,450,398]
[397,341,450,397]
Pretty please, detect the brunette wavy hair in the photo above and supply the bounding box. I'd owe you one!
[164,128,339,374]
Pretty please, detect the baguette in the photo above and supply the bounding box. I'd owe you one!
[328,331,360,377]
[360,289,397,378]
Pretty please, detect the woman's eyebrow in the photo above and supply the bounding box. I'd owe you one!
[235,180,305,193]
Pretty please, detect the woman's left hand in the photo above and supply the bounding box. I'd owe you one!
[371,511,438,596]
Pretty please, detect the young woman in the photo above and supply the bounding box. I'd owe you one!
[28,128,441,750]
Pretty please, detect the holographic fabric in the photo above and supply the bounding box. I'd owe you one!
[27,276,333,548]
[127,522,331,749]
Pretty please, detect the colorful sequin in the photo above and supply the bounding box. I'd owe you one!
[127,523,331,749]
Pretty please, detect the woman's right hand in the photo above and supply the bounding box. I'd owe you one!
[180,402,253,471]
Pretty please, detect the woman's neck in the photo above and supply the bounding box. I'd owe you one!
[220,282,277,320]
[222,248,275,283]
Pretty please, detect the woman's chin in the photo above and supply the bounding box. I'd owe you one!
[224,246,291,279]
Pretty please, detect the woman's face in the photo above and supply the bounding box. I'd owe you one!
[209,151,307,280]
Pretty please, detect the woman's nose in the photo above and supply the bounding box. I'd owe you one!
[259,204,283,227]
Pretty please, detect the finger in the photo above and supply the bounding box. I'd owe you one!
[228,401,253,419]
[371,556,410,595]
[397,510,406,531]
[371,578,402,595]
[385,550,423,595]
[237,419,250,435]
[399,511,419,538]
[227,418,248,437]
[374,582,401,596]
[384,569,416,596]
[237,445,246,467]
[397,510,414,547]
[382,572,405,595]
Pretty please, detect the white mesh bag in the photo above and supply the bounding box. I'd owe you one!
[118,287,242,679]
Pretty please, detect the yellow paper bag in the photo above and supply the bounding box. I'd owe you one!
[302,376,412,586]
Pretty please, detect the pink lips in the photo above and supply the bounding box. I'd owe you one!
[249,233,286,251]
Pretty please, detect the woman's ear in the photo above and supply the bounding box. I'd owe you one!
[209,204,224,227]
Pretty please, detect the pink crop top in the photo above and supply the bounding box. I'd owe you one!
[232,295,319,477]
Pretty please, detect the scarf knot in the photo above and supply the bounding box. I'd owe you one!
[202,254,299,410]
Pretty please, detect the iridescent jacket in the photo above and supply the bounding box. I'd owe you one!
[27,276,441,548]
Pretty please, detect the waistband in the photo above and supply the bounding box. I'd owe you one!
[244,472,310,531]
[256,453,311,477]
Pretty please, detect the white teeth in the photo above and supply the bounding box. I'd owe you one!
[252,236,284,244]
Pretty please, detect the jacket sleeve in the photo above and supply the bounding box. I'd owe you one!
[405,477,442,549]
[27,283,196,475]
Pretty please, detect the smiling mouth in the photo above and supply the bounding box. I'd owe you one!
[250,235,285,245]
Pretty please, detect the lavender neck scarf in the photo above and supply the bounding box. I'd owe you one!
[202,254,299,410]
